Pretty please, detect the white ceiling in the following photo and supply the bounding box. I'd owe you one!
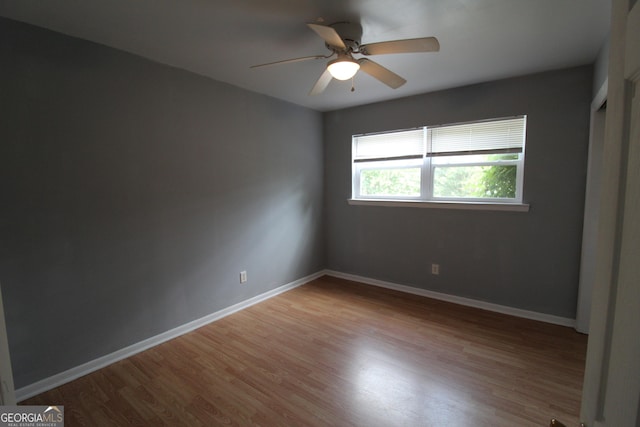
[0,0,611,112]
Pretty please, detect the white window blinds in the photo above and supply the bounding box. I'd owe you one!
[430,117,526,156]
[353,128,424,161]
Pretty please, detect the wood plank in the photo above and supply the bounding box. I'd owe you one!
[22,276,587,426]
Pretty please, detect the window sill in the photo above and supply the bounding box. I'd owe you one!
[348,198,530,212]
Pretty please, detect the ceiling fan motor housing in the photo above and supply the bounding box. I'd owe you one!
[329,22,363,53]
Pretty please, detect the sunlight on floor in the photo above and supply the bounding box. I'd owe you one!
[350,341,477,426]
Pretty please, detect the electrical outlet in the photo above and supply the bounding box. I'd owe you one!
[240,271,247,283]
[431,264,440,275]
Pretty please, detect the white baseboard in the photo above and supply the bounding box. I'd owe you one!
[17,269,575,401]
[324,270,576,328]
[15,270,325,402]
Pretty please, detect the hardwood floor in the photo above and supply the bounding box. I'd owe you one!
[23,276,588,426]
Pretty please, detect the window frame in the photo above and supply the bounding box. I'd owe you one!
[351,116,528,208]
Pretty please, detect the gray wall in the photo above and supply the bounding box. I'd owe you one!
[0,14,594,390]
[324,66,593,319]
[0,17,324,388]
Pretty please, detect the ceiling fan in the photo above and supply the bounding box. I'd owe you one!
[250,22,440,95]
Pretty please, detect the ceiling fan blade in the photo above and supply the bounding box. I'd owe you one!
[360,37,440,55]
[357,58,406,89]
[250,55,328,69]
[309,68,333,96]
[307,23,347,50]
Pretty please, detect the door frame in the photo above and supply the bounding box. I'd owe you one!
[580,0,640,425]
[0,283,16,405]
[575,80,608,334]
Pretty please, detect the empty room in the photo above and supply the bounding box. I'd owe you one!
[1,0,639,426]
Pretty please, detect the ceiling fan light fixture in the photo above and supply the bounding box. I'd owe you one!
[327,56,360,80]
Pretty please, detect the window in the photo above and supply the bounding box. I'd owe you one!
[352,116,527,205]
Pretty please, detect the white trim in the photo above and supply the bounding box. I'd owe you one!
[16,268,574,401]
[348,198,530,212]
[15,271,324,402]
[591,77,608,111]
[324,270,575,328]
